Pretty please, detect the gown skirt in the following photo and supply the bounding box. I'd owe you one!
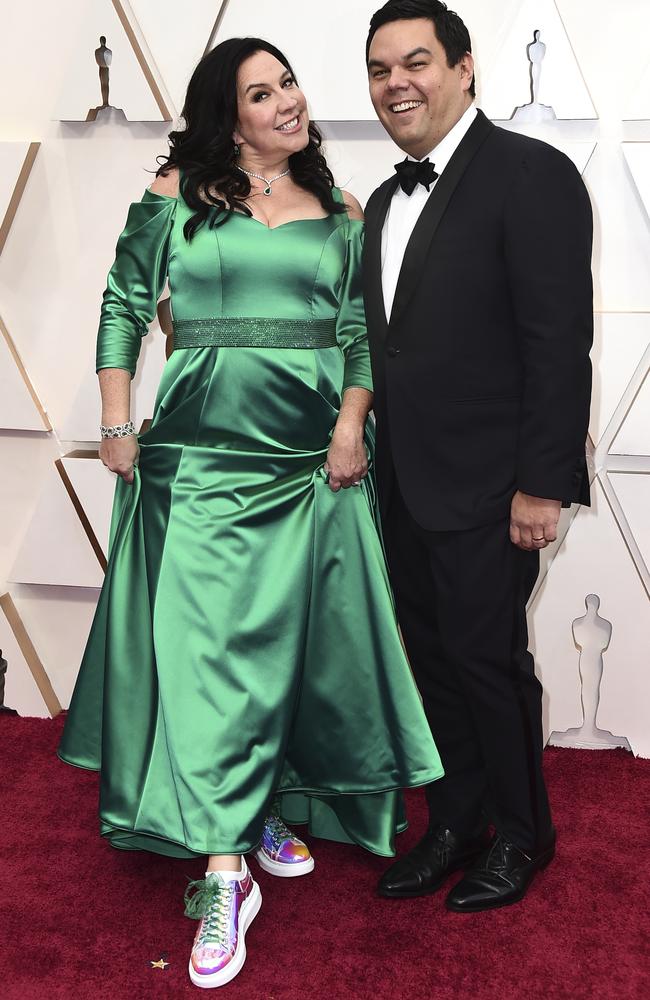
[58,191,444,859]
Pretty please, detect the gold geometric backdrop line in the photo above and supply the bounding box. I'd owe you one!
[54,0,172,122]
[0,142,40,256]
[0,314,52,432]
[0,593,62,718]
[112,0,172,120]
[124,0,231,116]
[56,456,108,574]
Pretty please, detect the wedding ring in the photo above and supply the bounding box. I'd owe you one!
[532,536,545,541]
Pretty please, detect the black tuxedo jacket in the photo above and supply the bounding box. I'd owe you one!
[363,109,593,531]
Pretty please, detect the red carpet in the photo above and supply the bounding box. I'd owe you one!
[1,714,648,1000]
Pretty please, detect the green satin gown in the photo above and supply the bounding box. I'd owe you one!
[58,185,443,859]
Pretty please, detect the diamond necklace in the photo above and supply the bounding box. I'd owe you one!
[238,165,291,196]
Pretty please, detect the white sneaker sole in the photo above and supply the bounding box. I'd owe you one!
[188,880,262,989]
[252,849,315,878]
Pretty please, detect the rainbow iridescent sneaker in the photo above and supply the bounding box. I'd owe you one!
[184,865,261,989]
[253,809,315,877]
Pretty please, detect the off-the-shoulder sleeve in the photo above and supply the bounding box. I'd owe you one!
[336,220,373,394]
[96,190,177,376]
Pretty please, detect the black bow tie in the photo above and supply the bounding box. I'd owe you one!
[394,157,438,195]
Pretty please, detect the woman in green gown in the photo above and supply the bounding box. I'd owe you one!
[59,37,443,989]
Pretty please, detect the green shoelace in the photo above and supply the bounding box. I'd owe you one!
[184,875,234,947]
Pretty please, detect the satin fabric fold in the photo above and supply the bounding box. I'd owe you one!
[60,187,443,858]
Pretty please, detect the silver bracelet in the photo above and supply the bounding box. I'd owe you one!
[100,420,136,439]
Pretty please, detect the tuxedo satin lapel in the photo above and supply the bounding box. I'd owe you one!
[362,176,398,340]
[389,110,494,329]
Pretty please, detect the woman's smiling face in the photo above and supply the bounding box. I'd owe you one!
[234,51,310,161]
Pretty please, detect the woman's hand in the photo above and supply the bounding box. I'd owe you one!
[99,435,140,484]
[325,422,368,493]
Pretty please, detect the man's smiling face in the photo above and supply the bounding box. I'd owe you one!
[367,17,474,159]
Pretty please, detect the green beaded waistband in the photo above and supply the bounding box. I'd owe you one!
[172,317,338,350]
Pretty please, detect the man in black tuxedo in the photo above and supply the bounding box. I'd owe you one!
[363,0,593,912]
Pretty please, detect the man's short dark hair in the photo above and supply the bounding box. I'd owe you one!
[366,0,476,99]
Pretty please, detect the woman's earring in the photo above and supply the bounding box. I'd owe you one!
[233,142,240,157]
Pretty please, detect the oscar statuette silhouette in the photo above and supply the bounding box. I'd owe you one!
[512,29,557,123]
[550,595,631,750]
[86,35,124,121]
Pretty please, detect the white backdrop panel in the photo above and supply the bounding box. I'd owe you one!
[530,479,650,757]
[584,144,650,312]
[10,466,105,589]
[622,143,650,224]
[128,0,226,116]
[54,0,164,121]
[589,314,650,448]
[624,56,650,121]
[0,435,60,594]
[0,605,48,717]
[9,584,100,710]
[0,328,49,431]
[557,0,650,123]
[493,126,595,173]
[609,472,650,580]
[609,373,650,457]
[0,143,33,232]
[0,0,648,752]
[479,0,596,120]
[215,0,379,120]
[321,124,399,205]
[61,456,115,557]
[0,135,170,441]
[323,128,594,207]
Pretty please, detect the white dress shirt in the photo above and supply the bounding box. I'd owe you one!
[381,104,478,321]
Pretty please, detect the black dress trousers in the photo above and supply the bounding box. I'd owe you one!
[384,483,552,854]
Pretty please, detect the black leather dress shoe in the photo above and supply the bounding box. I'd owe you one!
[378,826,489,899]
[445,830,556,912]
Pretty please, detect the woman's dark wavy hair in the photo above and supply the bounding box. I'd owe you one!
[156,37,345,240]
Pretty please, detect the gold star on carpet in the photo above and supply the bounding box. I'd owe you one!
[150,958,170,970]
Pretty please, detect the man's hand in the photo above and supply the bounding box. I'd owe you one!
[325,424,368,493]
[510,491,561,550]
[99,435,140,484]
